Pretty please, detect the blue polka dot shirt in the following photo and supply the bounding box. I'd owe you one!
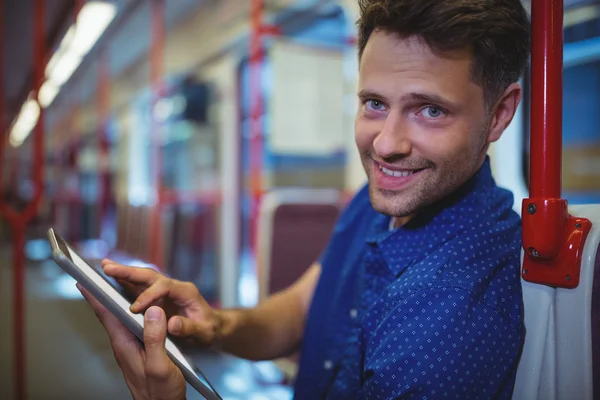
[293,158,524,399]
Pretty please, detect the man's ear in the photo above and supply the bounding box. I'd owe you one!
[487,82,522,143]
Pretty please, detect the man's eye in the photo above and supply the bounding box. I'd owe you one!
[366,100,385,111]
[422,106,444,118]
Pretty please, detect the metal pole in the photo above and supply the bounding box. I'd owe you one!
[30,0,45,216]
[522,0,592,288]
[5,1,46,398]
[98,49,110,237]
[149,0,165,267]
[12,223,25,400]
[249,0,264,253]
[0,0,4,193]
[529,0,563,198]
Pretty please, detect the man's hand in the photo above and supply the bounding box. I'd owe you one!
[87,259,320,363]
[102,259,220,347]
[78,284,186,400]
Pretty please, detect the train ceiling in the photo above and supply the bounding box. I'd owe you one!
[2,0,599,142]
[2,0,74,138]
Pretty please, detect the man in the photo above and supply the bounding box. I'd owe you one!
[81,0,530,398]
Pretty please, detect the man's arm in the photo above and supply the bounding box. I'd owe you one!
[362,286,523,399]
[84,262,322,399]
[103,260,321,361]
[215,263,321,360]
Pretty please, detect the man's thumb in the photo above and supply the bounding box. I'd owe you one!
[143,306,171,378]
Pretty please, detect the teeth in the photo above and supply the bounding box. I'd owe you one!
[380,165,414,177]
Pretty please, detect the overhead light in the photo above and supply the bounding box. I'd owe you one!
[49,51,82,86]
[39,80,60,108]
[44,26,75,80]
[71,2,117,56]
[9,97,40,147]
[42,1,116,107]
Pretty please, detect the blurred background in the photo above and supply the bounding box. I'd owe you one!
[0,0,599,399]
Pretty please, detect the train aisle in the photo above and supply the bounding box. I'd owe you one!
[0,245,294,400]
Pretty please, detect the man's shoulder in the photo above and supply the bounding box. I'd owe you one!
[333,183,378,234]
[387,190,523,320]
[419,210,522,319]
[317,183,379,269]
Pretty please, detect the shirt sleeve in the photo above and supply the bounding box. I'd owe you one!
[362,286,524,399]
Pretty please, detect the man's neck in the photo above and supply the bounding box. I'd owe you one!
[389,156,490,230]
[391,215,414,229]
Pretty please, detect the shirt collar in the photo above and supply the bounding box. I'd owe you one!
[365,156,497,277]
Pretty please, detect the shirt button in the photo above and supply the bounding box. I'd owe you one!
[324,360,333,370]
[350,309,358,319]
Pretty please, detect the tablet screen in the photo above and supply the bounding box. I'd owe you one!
[55,236,136,302]
[53,233,200,380]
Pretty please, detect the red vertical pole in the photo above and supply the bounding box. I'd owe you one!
[149,0,164,267]
[10,1,46,399]
[522,0,592,289]
[0,139,5,204]
[12,222,25,400]
[98,49,110,236]
[249,0,264,253]
[71,0,83,241]
[0,0,4,194]
[529,0,563,198]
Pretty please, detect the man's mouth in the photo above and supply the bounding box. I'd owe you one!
[372,160,427,191]
[378,165,417,178]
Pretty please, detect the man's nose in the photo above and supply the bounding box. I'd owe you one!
[372,114,412,159]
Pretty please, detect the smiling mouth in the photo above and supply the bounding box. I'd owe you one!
[378,164,423,177]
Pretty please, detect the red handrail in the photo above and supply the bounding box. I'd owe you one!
[0,0,46,398]
[248,0,282,252]
[149,0,165,268]
[522,0,592,288]
[98,48,111,237]
[530,0,563,199]
[0,0,5,203]
[248,0,265,253]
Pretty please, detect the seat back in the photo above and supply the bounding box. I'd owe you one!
[513,204,600,400]
[256,188,342,301]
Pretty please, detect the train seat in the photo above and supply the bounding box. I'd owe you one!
[256,188,342,302]
[513,204,600,400]
[256,187,343,379]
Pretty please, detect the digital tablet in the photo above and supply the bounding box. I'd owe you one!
[47,228,222,400]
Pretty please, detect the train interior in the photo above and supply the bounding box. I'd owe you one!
[0,0,599,399]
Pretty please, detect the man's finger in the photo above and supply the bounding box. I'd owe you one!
[117,279,144,297]
[131,280,202,314]
[77,284,141,354]
[103,262,160,286]
[78,283,112,323]
[130,279,172,313]
[143,306,172,380]
[167,316,217,345]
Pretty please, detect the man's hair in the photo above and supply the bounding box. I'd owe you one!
[357,0,531,108]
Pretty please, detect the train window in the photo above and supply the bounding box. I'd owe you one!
[160,79,219,195]
[156,78,221,303]
[524,2,600,204]
[237,3,351,306]
[126,96,153,206]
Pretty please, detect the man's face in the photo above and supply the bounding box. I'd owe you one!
[356,31,493,219]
